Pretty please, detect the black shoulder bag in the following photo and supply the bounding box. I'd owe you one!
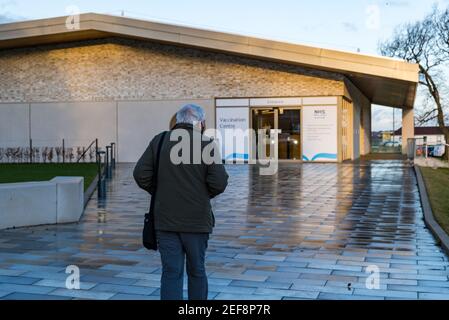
[142,131,167,251]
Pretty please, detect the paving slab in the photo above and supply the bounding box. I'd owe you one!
[1,292,72,300]
[0,161,448,300]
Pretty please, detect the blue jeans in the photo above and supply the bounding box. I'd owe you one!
[156,231,209,300]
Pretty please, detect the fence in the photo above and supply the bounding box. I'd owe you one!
[408,137,448,160]
[95,141,116,199]
[0,139,100,164]
[0,138,117,200]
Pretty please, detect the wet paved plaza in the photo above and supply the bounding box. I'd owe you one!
[1,161,449,300]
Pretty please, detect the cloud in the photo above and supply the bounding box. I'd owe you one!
[0,13,15,23]
[0,0,16,9]
[372,105,403,131]
[0,0,24,23]
[384,1,410,7]
[342,22,358,32]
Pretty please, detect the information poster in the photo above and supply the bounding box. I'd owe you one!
[215,107,249,161]
[302,105,338,162]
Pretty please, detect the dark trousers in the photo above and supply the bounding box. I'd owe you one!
[156,230,209,300]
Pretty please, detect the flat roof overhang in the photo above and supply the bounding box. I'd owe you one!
[0,13,419,108]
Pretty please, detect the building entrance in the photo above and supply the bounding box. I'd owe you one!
[251,107,301,160]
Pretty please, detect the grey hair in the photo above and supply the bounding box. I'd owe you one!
[175,104,206,125]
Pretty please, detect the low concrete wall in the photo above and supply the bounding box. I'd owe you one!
[0,182,57,228]
[51,177,84,224]
[0,177,84,229]
[414,165,449,256]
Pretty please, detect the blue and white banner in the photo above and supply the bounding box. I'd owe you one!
[215,107,250,161]
[302,105,338,162]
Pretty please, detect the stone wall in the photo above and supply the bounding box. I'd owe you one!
[0,37,345,103]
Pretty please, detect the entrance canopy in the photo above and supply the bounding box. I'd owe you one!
[0,13,418,108]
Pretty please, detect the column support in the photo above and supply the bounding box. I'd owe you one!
[402,107,414,155]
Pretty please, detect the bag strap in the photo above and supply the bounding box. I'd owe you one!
[153,131,167,184]
[150,131,168,211]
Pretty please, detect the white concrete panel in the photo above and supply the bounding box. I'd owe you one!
[0,103,29,147]
[302,97,338,105]
[118,99,214,163]
[30,102,117,150]
[0,182,57,229]
[216,98,249,107]
[51,177,84,224]
[250,97,302,107]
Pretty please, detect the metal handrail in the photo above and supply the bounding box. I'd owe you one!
[95,142,116,199]
[414,137,449,159]
[76,138,98,163]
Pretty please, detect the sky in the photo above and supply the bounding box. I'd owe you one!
[1,0,448,131]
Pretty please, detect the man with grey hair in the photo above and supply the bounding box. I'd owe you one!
[133,104,228,300]
[175,103,205,126]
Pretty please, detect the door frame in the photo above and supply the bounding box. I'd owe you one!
[250,106,302,162]
[278,106,302,161]
[250,107,278,161]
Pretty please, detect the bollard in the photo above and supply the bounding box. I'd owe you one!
[407,138,416,161]
[109,145,114,177]
[423,136,428,159]
[111,142,116,169]
[97,150,106,198]
[105,145,112,179]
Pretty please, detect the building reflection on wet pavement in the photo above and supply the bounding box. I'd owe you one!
[0,161,448,300]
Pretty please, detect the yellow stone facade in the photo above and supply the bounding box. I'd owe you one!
[0,38,346,103]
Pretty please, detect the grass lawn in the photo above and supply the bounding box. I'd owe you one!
[420,166,449,235]
[0,163,98,191]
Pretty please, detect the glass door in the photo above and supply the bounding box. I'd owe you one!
[278,108,301,160]
[252,108,276,159]
[251,107,301,160]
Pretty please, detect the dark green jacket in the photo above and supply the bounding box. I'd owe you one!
[133,123,229,233]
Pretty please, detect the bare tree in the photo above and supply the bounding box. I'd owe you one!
[380,7,449,159]
[55,147,62,163]
[48,147,54,163]
[436,8,449,56]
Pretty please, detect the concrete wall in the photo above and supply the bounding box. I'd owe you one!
[0,99,213,162]
[402,108,415,155]
[30,101,117,148]
[0,182,57,228]
[51,177,84,224]
[118,99,214,162]
[0,177,84,229]
[0,103,29,147]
